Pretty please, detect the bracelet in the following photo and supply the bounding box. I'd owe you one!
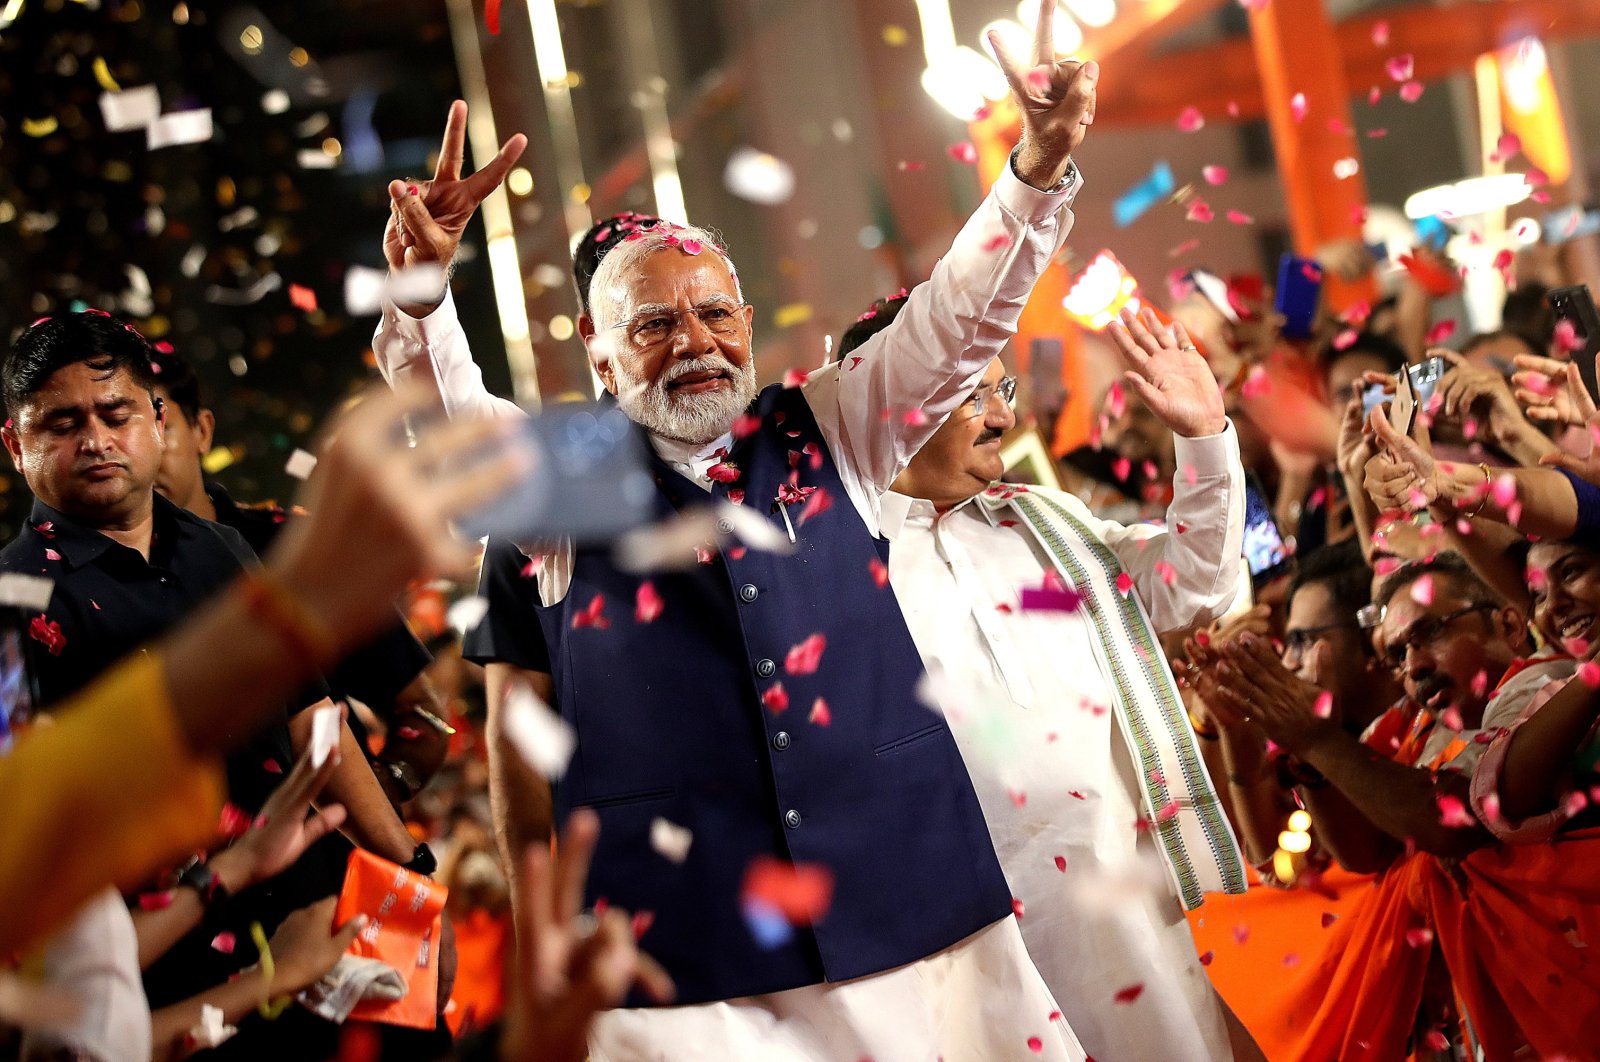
[239,569,337,668]
[1462,463,1492,520]
[249,921,294,1020]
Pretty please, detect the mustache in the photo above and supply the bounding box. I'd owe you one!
[974,428,1003,446]
[661,356,736,387]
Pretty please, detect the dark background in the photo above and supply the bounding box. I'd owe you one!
[0,0,512,538]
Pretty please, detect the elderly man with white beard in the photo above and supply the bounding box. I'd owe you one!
[373,13,1101,1059]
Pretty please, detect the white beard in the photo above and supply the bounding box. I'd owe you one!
[612,354,758,445]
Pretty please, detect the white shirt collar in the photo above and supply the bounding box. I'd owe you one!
[879,489,989,542]
[648,431,735,491]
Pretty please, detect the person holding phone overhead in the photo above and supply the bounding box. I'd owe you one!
[371,9,1101,1059]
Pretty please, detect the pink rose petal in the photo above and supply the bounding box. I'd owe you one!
[1399,81,1424,103]
[1225,209,1254,225]
[1176,106,1205,133]
[1385,53,1414,82]
[1289,92,1308,123]
[1202,165,1229,186]
[946,141,977,165]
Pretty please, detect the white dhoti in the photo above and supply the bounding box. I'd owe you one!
[589,917,1085,1062]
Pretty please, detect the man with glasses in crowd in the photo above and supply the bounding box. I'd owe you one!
[833,295,1263,1062]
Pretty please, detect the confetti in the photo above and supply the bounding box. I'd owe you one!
[1372,20,1390,45]
[981,232,1013,252]
[783,368,810,388]
[1409,574,1434,605]
[1240,365,1271,399]
[28,614,65,656]
[1398,81,1424,103]
[1579,662,1600,688]
[0,573,53,611]
[616,504,792,571]
[882,24,908,46]
[785,633,827,675]
[1406,926,1436,948]
[635,581,664,624]
[1489,132,1522,163]
[1289,92,1308,123]
[1176,107,1205,133]
[1028,1037,1044,1054]
[485,0,502,34]
[762,683,790,715]
[1424,319,1456,346]
[1385,53,1415,82]
[309,703,341,769]
[1199,950,1214,965]
[211,932,236,955]
[650,817,693,863]
[809,698,832,726]
[797,486,833,526]
[946,142,978,165]
[1112,161,1175,227]
[187,1005,237,1050]
[20,115,58,138]
[1554,319,1583,352]
[1053,856,1067,873]
[91,56,122,93]
[501,684,576,779]
[1202,165,1229,186]
[146,108,214,149]
[742,856,833,925]
[288,283,318,313]
[572,594,609,630]
[869,557,889,589]
[1225,209,1254,225]
[1020,585,1084,613]
[1314,691,1334,718]
[1436,795,1474,828]
[1185,199,1214,224]
[284,448,318,481]
[1115,572,1134,596]
[1114,983,1145,1004]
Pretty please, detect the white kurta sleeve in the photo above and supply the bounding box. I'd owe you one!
[371,290,524,422]
[805,162,1080,498]
[1079,422,1245,632]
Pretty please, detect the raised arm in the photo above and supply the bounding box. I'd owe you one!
[812,8,1096,492]
[371,100,527,422]
[1088,309,1241,629]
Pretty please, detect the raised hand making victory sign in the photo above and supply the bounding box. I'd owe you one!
[384,100,527,311]
[986,0,1099,189]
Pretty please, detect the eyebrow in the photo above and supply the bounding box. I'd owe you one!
[38,396,137,422]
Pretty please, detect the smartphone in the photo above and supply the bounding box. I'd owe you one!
[0,608,42,756]
[455,401,656,545]
[1242,473,1292,589]
[1275,254,1323,340]
[1549,285,1600,402]
[1406,356,1445,421]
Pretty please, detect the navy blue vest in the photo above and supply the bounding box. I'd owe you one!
[526,383,1010,1005]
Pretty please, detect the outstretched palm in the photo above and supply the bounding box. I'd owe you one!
[383,100,528,274]
[986,2,1098,187]
[1107,307,1227,438]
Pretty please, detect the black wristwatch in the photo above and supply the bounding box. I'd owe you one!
[177,857,231,911]
[402,842,437,877]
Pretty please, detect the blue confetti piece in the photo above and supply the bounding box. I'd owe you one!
[1113,161,1174,228]
[741,898,792,950]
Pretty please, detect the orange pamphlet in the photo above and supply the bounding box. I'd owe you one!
[334,849,449,1029]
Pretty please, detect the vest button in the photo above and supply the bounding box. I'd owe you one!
[740,583,759,602]
[784,809,802,829]
[755,658,776,678]
[717,518,734,534]
[772,731,791,750]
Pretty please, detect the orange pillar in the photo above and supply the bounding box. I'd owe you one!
[1247,0,1375,311]
[971,99,1091,453]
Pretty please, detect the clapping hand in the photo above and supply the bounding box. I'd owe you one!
[1512,351,1598,428]
[1199,634,1338,755]
[986,2,1098,190]
[500,811,674,1062]
[383,100,528,311]
[1106,307,1227,438]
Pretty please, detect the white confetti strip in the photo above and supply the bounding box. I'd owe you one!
[501,684,575,780]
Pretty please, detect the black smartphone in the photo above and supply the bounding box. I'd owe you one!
[1275,254,1324,340]
[1549,285,1600,402]
[455,401,657,545]
[0,606,42,756]
[1242,473,1292,590]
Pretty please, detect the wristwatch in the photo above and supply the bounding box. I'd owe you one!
[1008,145,1080,194]
[177,857,231,910]
[402,842,438,877]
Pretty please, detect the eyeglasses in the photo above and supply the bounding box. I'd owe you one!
[619,301,747,348]
[1378,603,1495,671]
[964,375,1018,415]
[1282,622,1359,656]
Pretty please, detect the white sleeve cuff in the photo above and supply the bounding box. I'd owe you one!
[994,157,1082,223]
[1173,420,1240,482]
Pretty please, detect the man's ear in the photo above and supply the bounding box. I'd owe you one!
[587,336,620,396]
[577,313,596,341]
[152,395,166,425]
[195,408,216,454]
[1,419,23,474]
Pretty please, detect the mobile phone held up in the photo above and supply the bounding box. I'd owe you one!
[1549,285,1600,402]
[0,605,42,757]
[1242,473,1292,591]
[1275,254,1323,340]
[454,401,657,545]
[1361,356,1444,438]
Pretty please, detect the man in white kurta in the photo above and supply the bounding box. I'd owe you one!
[840,302,1255,1061]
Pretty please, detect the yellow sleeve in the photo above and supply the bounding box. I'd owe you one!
[0,650,225,957]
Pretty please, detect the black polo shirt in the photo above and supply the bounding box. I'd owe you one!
[205,481,431,713]
[0,494,316,810]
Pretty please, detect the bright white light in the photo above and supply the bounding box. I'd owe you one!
[1015,1,1085,54]
[1063,0,1116,29]
[724,147,797,206]
[488,233,531,343]
[914,0,959,64]
[528,0,570,82]
[982,19,1031,63]
[1405,174,1532,219]
[922,45,1008,120]
[261,89,290,115]
[1502,37,1547,115]
[1332,156,1360,180]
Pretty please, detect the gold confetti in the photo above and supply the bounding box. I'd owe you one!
[202,447,241,474]
[92,56,120,92]
[21,115,58,138]
[882,24,908,47]
[774,303,814,329]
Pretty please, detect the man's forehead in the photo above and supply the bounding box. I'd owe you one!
[618,250,738,308]
[29,362,142,404]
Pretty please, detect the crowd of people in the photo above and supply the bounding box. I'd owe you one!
[2,10,1599,1061]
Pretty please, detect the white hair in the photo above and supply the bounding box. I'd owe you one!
[588,223,741,332]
